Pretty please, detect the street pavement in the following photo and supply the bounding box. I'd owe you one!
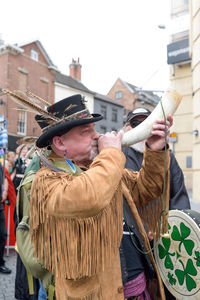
[0,249,17,300]
[0,197,200,300]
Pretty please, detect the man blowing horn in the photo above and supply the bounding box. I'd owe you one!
[29,94,172,300]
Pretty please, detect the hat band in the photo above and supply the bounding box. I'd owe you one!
[42,108,92,132]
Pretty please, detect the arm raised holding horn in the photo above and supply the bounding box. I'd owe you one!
[146,114,173,151]
[98,114,173,152]
[122,89,181,148]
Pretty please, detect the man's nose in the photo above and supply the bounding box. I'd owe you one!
[93,130,100,140]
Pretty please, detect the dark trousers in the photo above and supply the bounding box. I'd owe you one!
[164,285,176,300]
[15,254,39,300]
[0,202,7,266]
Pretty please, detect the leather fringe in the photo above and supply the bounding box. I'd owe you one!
[138,197,163,240]
[30,169,123,280]
[137,175,169,240]
[122,168,169,241]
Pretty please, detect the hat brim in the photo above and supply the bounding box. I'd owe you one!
[36,114,103,148]
[127,112,150,123]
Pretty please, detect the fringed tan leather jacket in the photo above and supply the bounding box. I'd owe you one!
[30,147,169,300]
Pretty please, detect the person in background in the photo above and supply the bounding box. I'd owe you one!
[13,145,29,193]
[0,163,11,274]
[5,151,16,180]
[13,145,39,300]
[3,165,17,248]
[124,107,190,210]
[121,107,190,300]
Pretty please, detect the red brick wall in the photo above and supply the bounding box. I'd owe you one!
[69,64,81,81]
[23,42,48,65]
[0,42,55,141]
[0,53,8,87]
[108,78,156,115]
[108,78,138,114]
[0,53,9,117]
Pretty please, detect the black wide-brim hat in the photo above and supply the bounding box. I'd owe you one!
[35,94,103,148]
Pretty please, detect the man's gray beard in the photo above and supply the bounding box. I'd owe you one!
[89,148,99,161]
[130,140,145,154]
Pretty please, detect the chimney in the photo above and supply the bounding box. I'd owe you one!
[69,58,82,81]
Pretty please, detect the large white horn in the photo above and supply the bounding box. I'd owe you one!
[121,89,182,147]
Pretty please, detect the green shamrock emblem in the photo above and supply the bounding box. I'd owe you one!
[168,272,176,286]
[158,237,175,270]
[194,251,200,267]
[175,259,197,291]
[171,222,194,255]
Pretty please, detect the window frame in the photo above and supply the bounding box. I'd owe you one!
[30,48,39,61]
[111,107,118,122]
[100,126,107,134]
[100,105,107,120]
[17,109,27,135]
[115,90,123,99]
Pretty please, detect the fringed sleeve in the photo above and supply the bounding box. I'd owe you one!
[122,146,170,238]
[30,147,125,280]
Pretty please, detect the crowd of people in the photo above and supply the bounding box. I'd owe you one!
[0,144,36,298]
[0,92,192,300]
[4,145,29,192]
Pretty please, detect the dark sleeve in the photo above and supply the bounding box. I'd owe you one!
[123,147,143,171]
[169,151,190,209]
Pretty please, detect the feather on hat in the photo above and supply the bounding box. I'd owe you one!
[3,89,103,148]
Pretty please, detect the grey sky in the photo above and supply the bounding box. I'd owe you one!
[0,0,170,94]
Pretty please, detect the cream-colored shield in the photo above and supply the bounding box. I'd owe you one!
[154,210,200,300]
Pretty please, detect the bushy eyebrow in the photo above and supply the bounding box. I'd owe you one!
[81,124,94,130]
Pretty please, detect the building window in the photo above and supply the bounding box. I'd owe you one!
[30,48,38,61]
[115,91,122,99]
[100,105,107,119]
[112,108,118,122]
[100,126,107,134]
[17,110,27,135]
[186,156,192,168]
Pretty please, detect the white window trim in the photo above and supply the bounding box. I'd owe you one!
[115,91,122,99]
[31,48,39,61]
[17,110,27,136]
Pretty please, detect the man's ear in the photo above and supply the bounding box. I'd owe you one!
[52,136,66,151]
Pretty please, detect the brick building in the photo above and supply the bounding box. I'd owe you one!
[0,40,126,150]
[0,39,57,150]
[108,78,160,117]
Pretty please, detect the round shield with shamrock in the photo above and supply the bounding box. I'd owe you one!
[154,210,200,299]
